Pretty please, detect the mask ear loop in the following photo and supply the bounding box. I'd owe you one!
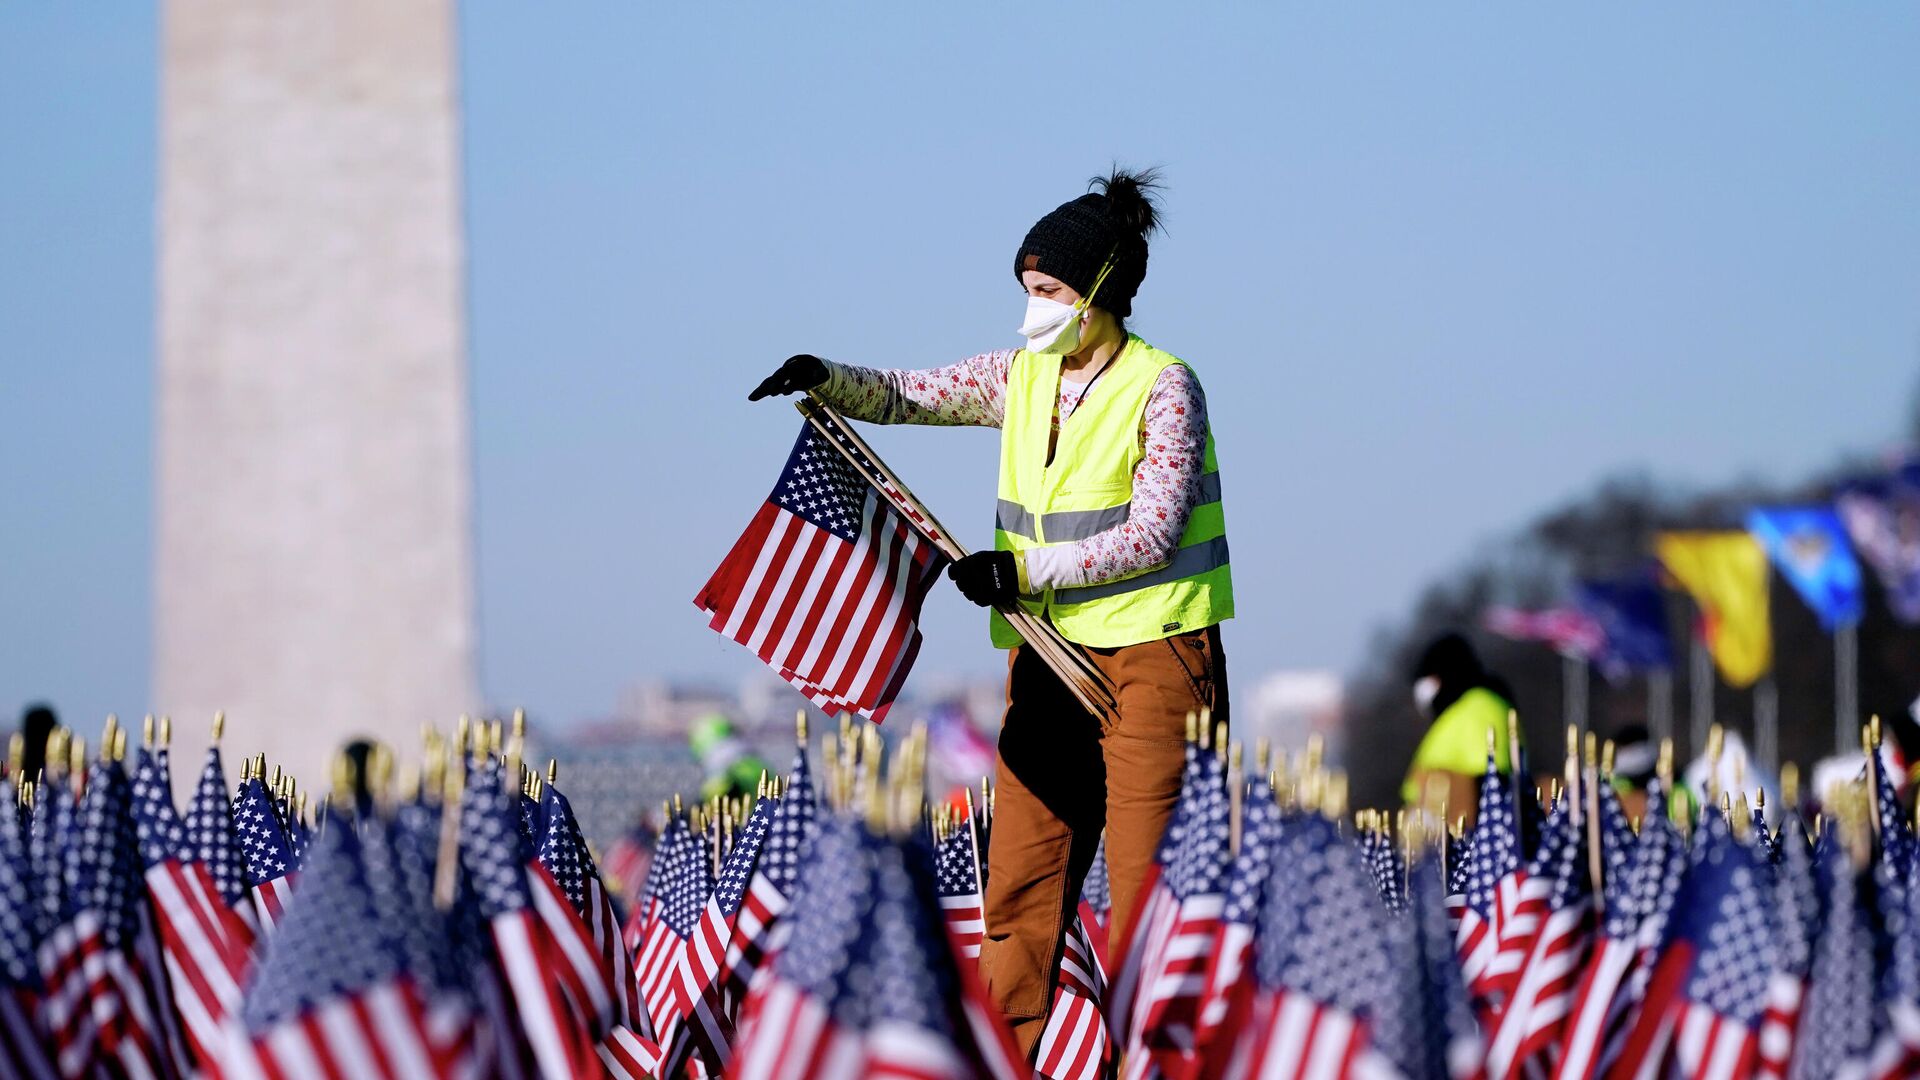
[1074,251,1121,313]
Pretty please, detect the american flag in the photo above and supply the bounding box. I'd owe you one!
[459,760,594,1080]
[1037,911,1114,1080]
[1749,800,1780,867]
[1189,772,1281,1073]
[934,811,985,960]
[1109,740,1202,1051]
[1758,818,1818,1080]
[528,782,633,1045]
[730,813,878,1079]
[1872,754,1913,885]
[630,817,690,1018]
[224,809,462,1080]
[1125,747,1231,1079]
[1480,606,1607,658]
[1224,813,1392,1080]
[183,744,254,917]
[1867,846,1920,1080]
[644,818,715,1047]
[1367,856,1486,1080]
[1783,830,1875,1080]
[286,813,311,870]
[1456,753,1526,1006]
[694,420,949,722]
[1610,815,1779,1080]
[732,814,1023,1080]
[1082,836,1113,941]
[131,744,252,1070]
[1558,783,1656,1080]
[0,774,55,1080]
[677,792,778,1073]
[1484,796,1593,1080]
[1366,824,1409,914]
[603,823,656,910]
[233,773,299,932]
[519,790,547,851]
[362,803,487,1080]
[36,760,172,1080]
[721,749,819,1007]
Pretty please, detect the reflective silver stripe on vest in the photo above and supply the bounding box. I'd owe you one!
[996,499,1037,539]
[1041,503,1131,542]
[1052,535,1231,606]
[1001,471,1219,543]
[1196,469,1222,504]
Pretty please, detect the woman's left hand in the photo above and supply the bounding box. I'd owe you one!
[948,550,1019,607]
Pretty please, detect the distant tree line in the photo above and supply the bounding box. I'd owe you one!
[1344,372,1920,810]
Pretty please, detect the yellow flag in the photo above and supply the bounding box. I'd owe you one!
[1656,531,1772,688]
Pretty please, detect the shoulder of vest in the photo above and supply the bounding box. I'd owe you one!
[1125,335,1196,378]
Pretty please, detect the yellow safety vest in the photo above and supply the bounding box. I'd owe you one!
[1400,686,1516,804]
[990,334,1233,649]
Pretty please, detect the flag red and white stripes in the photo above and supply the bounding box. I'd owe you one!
[218,977,455,1080]
[1556,934,1638,1080]
[144,858,253,1068]
[1224,990,1369,1080]
[1755,974,1803,1080]
[1036,916,1112,1080]
[1485,902,1592,1079]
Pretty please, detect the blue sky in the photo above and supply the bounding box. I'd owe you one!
[3,5,1917,728]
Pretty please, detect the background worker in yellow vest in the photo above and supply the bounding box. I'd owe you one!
[1403,632,1517,823]
[749,168,1231,1056]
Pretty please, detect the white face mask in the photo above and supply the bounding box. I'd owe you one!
[1018,296,1086,355]
[1413,676,1441,718]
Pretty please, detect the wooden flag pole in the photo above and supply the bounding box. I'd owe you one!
[963,788,985,891]
[795,395,1120,723]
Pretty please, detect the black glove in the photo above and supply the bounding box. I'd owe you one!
[748,354,830,401]
[948,550,1019,608]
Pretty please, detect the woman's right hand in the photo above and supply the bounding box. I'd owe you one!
[748,354,829,401]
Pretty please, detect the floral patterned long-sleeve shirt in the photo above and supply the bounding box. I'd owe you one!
[818,348,1209,591]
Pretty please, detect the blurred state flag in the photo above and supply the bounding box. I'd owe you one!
[1575,574,1673,679]
[1655,531,1772,688]
[1746,507,1864,630]
[1835,459,1920,625]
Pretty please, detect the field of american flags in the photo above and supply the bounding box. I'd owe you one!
[7,707,1920,1080]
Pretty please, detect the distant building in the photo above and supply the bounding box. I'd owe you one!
[1246,671,1345,763]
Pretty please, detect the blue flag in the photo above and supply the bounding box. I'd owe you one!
[1835,463,1920,625]
[1576,573,1672,679]
[1747,506,1864,630]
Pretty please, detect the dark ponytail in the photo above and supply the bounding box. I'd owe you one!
[1092,166,1165,245]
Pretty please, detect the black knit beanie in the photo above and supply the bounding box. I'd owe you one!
[1014,168,1162,319]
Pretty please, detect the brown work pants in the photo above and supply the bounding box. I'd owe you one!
[979,625,1229,1058]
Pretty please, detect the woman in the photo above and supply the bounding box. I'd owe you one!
[1402,632,1517,823]
[749,168,1231,1056]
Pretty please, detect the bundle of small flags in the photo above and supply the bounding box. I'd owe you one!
[15,705,1920,1080]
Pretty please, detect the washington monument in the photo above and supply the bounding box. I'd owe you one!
[154,1,477,786]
